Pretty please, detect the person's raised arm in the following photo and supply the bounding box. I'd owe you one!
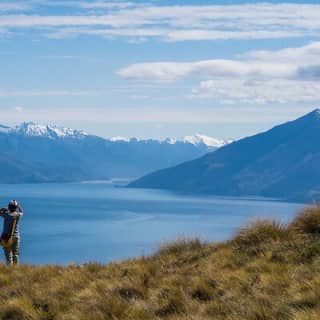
[16,205,23,217]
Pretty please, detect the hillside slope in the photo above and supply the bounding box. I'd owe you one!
[130,109,320,202]
[1,206,320,319]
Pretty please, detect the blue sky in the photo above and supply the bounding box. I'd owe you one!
[0,0,319,139]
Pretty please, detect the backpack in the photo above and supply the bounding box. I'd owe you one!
[0,218,17,248]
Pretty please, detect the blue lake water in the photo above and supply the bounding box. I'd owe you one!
[0,182,305,265]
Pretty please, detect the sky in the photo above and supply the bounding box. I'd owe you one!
[0,0,319,139]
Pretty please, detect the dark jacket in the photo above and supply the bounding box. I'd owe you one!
[0,207,23,238]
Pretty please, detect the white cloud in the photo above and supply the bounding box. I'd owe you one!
[0,89,104,97]
[38,1,136,10]
[73,1,135,9]
[164,30,311,42]
[1,3,320,41]
[0,1,138,12]
[119,42,320,105]
[243,42,320,63]
[192,79,320,105]
[46,27,168,39]
[118,59,297,81]
[119,42,320,81]
[48,28,316,42]
[0,3,30,11]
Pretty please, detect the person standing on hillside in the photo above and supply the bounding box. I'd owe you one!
[0,200,23,265]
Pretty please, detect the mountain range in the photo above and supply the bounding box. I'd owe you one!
[129,109,320,202]
[0,122,228,183]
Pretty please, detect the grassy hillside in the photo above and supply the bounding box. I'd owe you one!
[2,206,320,319]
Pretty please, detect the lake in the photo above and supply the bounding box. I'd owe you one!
[0,182,305,265]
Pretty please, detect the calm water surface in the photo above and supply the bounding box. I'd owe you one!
[0,182,304,265]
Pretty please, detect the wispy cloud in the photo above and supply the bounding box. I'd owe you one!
[0,3,31,12]
[36,1,136,10]
[69,1,135,9]
[119,42,320,80]
[119,42,320,105]
[118,59,297,81]
[0,89,104,97]
[192,79,320,105]
[1,3,320,41]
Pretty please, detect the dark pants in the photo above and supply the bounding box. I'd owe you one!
[3,236,20,265]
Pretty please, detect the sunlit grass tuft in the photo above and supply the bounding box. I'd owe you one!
[289,205,320,235]
[0,206,320,319]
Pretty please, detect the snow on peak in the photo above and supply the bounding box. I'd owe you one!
[165,134,230,148]
[110,136,131,142]
[1,122,230,147]
[11,122,88,139]
[108,134,231,148]
[182,134,228,148]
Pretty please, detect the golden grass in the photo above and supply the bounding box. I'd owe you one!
[1,206,320,319]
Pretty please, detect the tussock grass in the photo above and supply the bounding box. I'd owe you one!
[233,220,292,256]
[157,238,203,256]
[1,206,320,319]
[289,205,320,235]
[234,220,290,246]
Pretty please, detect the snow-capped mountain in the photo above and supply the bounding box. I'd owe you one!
[109,136,131,142]
[164,134,230,148]
[110,135,228,149]
[9,122,88,139]
[0,122,228,183]
[3,122,230,148]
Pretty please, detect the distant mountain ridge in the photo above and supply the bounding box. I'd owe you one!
[129,109,320,202]
[2,122,229,147]
[0,122,228,183]
[8,122,89,139]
